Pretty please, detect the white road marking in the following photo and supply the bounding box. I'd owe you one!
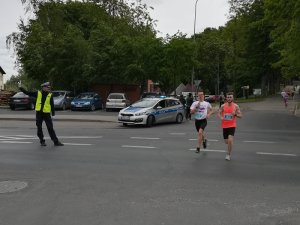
[1,141,33,144]
[13,135,36,138]
[169,133,186,135]
[244,141,276,144]
[189,139,219,142]
[122,145,157,149]
[59,136,103,139]
[130,137,160,140]
[0,135,102,141]
[256,152,297,157]
[62,143,93,146]
[189,148,226,153]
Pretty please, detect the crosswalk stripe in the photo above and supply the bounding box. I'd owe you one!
[1,141,33,144]
[122,145,156,149]
[256,152,297,157]
[130,137,160,140]
[188,148,226,153]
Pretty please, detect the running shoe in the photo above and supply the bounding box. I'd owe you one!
[203,139,207,149]
[195,147,200,153]
[225,154,231,161]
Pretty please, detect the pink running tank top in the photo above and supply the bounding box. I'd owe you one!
[222,103,236,128]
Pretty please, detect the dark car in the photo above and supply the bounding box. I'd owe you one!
[71,92,103,111]
[52,90,74,110]
[9,92,36,110]
[205,95,217,103]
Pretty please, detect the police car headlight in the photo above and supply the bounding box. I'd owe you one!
[71,101,75,105]
[84,102,91,105]
[135,112,146,116]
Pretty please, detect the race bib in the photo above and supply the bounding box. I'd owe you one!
[224,113,233,120]
[195,112,204,120]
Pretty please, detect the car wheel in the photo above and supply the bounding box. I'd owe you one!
[176,113,183,124]
[123,123,128,127]
[10,106,15,110]
[146,115,155,127]
[90,104,95,111]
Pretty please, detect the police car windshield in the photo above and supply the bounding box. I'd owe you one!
[131,99,158,108]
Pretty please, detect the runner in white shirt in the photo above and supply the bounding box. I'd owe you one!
[190,90,213,153]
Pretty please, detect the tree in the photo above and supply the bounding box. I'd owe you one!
[8,0,158,93]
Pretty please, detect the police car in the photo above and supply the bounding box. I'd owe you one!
[118,97,185,127]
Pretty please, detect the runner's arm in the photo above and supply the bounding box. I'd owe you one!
[190,102,198,114]
[218,105,224,120]
[234,104,242,118]
[207,105,214,119]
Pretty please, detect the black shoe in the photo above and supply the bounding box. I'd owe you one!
[40,142,46,146]
[54,141,64,146]
[203,139,207,149]
[195,147,200,153]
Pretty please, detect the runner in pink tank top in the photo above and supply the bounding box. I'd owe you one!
[218,92,242,161]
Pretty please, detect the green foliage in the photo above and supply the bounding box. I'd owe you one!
[6,0,299,96]
[264,0,300,78]
[8,0,159,93]
[159,33,195,94]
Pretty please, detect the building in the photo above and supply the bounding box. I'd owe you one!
[0,66,6,90]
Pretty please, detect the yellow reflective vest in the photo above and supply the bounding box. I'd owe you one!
[35,91,52,113]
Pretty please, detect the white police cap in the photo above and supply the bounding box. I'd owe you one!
[41,81,51,87]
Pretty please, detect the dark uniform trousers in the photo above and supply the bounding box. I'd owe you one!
[36,112,58,143]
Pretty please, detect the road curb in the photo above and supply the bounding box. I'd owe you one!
[0,117,116,123]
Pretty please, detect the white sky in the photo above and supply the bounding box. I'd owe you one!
[0,0,229,82]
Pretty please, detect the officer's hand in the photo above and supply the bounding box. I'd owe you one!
[52,115,55,120]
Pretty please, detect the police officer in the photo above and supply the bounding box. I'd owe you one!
[19,82,64,146]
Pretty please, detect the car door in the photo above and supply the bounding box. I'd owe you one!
[153,100,167,123]
[167,99,183,122]
[165,99,179,122]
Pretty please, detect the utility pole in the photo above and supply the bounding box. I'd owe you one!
[192,0,199,92]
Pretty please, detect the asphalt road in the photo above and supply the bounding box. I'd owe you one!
[0,97,300,225]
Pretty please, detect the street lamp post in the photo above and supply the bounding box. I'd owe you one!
[192,0,199,92]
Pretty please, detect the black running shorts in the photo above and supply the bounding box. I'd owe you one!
[223,127,236,139]
[195,119,207,132]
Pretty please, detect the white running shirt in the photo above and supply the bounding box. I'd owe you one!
[190,101,212,120]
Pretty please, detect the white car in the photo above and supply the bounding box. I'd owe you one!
[106,93,130,111]
[118,97,185,127]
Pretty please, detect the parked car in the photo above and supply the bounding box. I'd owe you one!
[118,97,185,127]
[106,93,130,111]
[205,95,217,103]
[52,90,74,110]
[71,92,102,111]
[9,92,36,110]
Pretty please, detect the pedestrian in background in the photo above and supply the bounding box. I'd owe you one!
[219,92,225,108]
[281,90,289,108]
[179,94,186,106]
[19,82,64,146]
[186,93,194,120]
[190,90,213,153]
[218,92,242,161]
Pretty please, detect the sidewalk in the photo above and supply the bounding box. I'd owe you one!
[0,111,117,123]
[240,93,300,116]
